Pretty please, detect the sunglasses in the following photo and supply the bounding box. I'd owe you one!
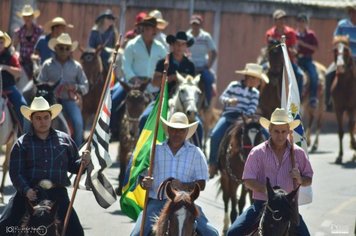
[57,45,71,51]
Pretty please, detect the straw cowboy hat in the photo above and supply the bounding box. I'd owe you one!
[235,63,269,83]
[0,31,12,48]
[166,31,194,47]
[259,108,300,130]
[136,16,158,28]
[21,96,62,121]
[17,4,40,18]
[160,112,199,140]
[48,33,78,52]
[44,17,74,33]
[149,9,169,30]
[346,3,356,12]
[273,9,287,20]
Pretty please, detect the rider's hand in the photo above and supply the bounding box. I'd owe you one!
[228,98,238,106]
[141,176,154,189]
[81,150,91,167]
[290,167,302,185]
[26,188,38,202]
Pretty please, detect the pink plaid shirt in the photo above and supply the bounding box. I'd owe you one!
[15,23,43,61]
[242,139,313,201]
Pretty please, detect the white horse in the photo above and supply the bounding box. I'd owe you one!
[0,68,17,203]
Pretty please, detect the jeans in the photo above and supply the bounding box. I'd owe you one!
[130,198,219,236]
[0,188,84,236]
[5,85,30,133]
[291,62,304,100]
[110,83,127,132]
[227,200,310,236]
[298,56,318,101]
[61,99,83,147]
[199,68,215,107]
[209,112,241,166]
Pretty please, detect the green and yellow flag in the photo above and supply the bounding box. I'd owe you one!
[120,83,168,220]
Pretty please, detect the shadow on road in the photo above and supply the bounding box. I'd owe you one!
[309,150,334,155]
[341,160,356,169]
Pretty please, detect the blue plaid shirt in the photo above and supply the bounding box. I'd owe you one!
[149,141,209,199]
[9,128,81,194]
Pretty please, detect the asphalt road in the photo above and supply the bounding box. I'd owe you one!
[1,133,356,236]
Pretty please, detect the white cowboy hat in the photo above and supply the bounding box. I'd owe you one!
[0,31,12,48]
[44,17,74,33]
[149,9,169,30]
[160,112,198,140]
[48,33,78,52]
[16,4,40,18]
[21,96,62,121]
[259,108,300,130]
[235,63,269,83]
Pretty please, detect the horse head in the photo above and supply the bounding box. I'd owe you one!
[261,177,300,236]
[153,181,200,236]
[80,47,104,87]
[333,35,354,75]
[171,72,201,122]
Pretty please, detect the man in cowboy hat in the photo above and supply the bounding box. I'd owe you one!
[33,17,73,64]
[149,9,169,51]
[0,96,91,235]
[208,63,269,178]
[186,14,218,108]
[13,4,43,80]
[131,112,219,236]
[0,30,29,131]
[88,9,118,72]
[324,3,356,112]
[37,33,88,146]
[227,108,313,235]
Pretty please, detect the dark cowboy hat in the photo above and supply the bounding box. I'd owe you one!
[136,16,157,28]
[95,9,116,23]
[166,31,194,47]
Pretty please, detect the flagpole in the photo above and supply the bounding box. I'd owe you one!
[61,36,122,236]
[139,54,169,236]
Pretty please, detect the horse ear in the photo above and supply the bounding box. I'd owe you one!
[193,74,201,85]
[26,200,34,215]
[190,183,200,202]
[287,185,300,226]
[176,71,184,84]
[117,79,132,93]
[139,80,149,92]
[286,184,300,203]
[266,177,274,199]
[166,182,176,200]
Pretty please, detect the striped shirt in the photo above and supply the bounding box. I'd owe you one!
[334,18,356,58]
[9,128,81,194]
[149,141,209,199]
[14,23,43,62]
[220,81,259,115]
[242,139,313,201]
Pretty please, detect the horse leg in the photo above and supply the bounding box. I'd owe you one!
[311,108,323,153]
[335,112,344,164]
[221,173,231,235]
[238,184,248,214]
[117,138,129,196]
[230,182,238,224]
[0,137,13,203]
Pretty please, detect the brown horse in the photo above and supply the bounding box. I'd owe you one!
[218,117,265,234]
[80,47,105,129]
[116,80,150,195]
[331,36,356,164]
[152,181,200,236]
[302,61,326,153]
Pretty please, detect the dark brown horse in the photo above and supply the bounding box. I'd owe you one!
[20,200,60,236]
[116,80,150,195]
[218,117,265,234]
[152,181,200,236]
[331,36,356,164]
[80,47,106,128]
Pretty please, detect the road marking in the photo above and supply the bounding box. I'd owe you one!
[329,197,356,215]
[321,219,333,228]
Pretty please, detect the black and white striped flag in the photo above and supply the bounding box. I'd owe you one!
[79,88,117,208]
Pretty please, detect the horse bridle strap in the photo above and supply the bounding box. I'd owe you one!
[266,204,282,221]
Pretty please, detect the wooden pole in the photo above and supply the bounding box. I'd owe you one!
[61,36,122,236]
[139,54,169,236]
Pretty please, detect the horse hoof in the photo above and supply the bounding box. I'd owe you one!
[311,145,317,153]
[335,157,342,165]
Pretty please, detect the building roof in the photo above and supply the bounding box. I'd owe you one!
[249,0,356,8]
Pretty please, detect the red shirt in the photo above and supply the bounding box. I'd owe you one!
[297,29,318,57]
[265,25,297,61]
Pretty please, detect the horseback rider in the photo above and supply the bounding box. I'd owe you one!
[37,33,88,146]
[265,9,304,99]
[0,30,29,132]
[324,3,356,112]
[88,9,119,73]
[186,14,218,108]
[0,96,91,236]
[110,16,166,138]
[33,17,73,65]
[131,112,219,236]
[296,13,319,109]
[227,108,313,236]
[208,63,269,178]
[12,4,43,80]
